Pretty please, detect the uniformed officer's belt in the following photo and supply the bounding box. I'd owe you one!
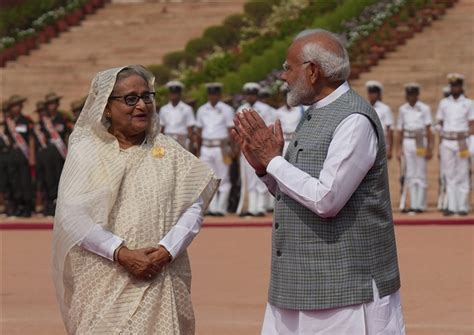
[284,132,295,141]
[167,133,187,141]
[202,139,227,147]
[403,130,426,139]
[441,131,469,140]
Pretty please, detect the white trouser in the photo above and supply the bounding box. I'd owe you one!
[440,140,470,212]
[262,280,405,335]
[237,155,268,215]
[200,146,231,213]
[402,139,427,210]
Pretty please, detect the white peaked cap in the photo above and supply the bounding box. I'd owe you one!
[365,80,383,91]
[243,82,261,92]
[165,80,185,88]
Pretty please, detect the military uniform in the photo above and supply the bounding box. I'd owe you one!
[366,81,394,158]
[0,106,12,215]
[397,83,433,212]
[41,92,71,216]
[32,101,51,214]
[4,95,34,217]
[436,74,474,215]
[159,81,196,151]
[236,83,276,216]
[196,83,235,215]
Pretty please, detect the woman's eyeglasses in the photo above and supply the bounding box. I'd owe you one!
[109,92,155,106]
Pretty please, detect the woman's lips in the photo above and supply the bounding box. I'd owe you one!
[132,113,147,119]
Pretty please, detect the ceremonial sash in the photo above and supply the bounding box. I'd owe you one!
[0,123,11,147]
[42,116,67,159]
[6,117,29,159]
[34,124,48,149]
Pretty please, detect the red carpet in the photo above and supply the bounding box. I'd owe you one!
[1,216,473,230]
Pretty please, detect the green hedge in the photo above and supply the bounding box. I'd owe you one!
[188,0,379,105]
[0,0,64,37]
[179,0,343,100]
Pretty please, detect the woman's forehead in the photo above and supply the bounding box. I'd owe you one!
[114,74,149,92]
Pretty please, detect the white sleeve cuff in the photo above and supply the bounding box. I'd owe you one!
[79,225,124,261]
[266,156,288,176]
[159,197,204,259]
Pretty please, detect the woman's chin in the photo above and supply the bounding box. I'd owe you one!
[130,120,149,133]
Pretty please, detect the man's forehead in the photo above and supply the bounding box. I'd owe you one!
[286,42,302,62]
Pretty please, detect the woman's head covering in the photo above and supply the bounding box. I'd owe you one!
[71,65,159,147]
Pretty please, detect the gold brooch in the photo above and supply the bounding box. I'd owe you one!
[152,146,165,158]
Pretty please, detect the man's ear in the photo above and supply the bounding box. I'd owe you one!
[309,63,320,85]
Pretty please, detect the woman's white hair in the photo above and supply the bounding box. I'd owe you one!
[294,29,350,82]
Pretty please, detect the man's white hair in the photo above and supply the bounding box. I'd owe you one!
[294,29,350,82]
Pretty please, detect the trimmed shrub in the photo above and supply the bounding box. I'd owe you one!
[202,53,237,81]
[203,25,238,48]
[185,37,214,57]
[163,50,195,69]
[223,14,246,33]
[244,1,272,26]
[147,64,171,86]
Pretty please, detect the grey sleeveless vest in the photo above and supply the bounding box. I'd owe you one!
[269,88,401,310]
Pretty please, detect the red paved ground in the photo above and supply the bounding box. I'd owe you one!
[1,225,473,334]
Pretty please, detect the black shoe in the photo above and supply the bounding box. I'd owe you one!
[239,212,251,217]
[414,209,424,214]
[20,209,32,218]
[458,211,468,216]
[401,208,411,213]
[443,210,454,216]
[206,212,216,217]
[13,207,23,217]
[253,212,266,217]
[214,212,225,217]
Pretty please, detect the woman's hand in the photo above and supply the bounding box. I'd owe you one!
[117,246,159,280]
[147,246,173,273]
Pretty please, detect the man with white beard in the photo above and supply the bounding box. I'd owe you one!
[236,82,275,217]
[233,29,404,334]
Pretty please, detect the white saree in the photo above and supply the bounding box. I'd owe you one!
[52,65,219,334]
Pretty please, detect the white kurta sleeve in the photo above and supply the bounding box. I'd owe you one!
[158,197,204,259]
[265,114,378,218]
[79,225,124,261]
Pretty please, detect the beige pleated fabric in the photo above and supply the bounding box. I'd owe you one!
[52,65,219,334]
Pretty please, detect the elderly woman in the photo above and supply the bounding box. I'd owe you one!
[52,65,219,334]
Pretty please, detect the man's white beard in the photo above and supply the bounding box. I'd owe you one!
[286,76,312,107]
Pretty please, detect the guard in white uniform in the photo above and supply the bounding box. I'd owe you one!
[259,86,280,212]
[277,84,304,156]
[396,83,433,213]
[196,83,235,216]
[366,80,394,159]
[237,83,275,216]
[437,73,474,215]
[159,80,196,151]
